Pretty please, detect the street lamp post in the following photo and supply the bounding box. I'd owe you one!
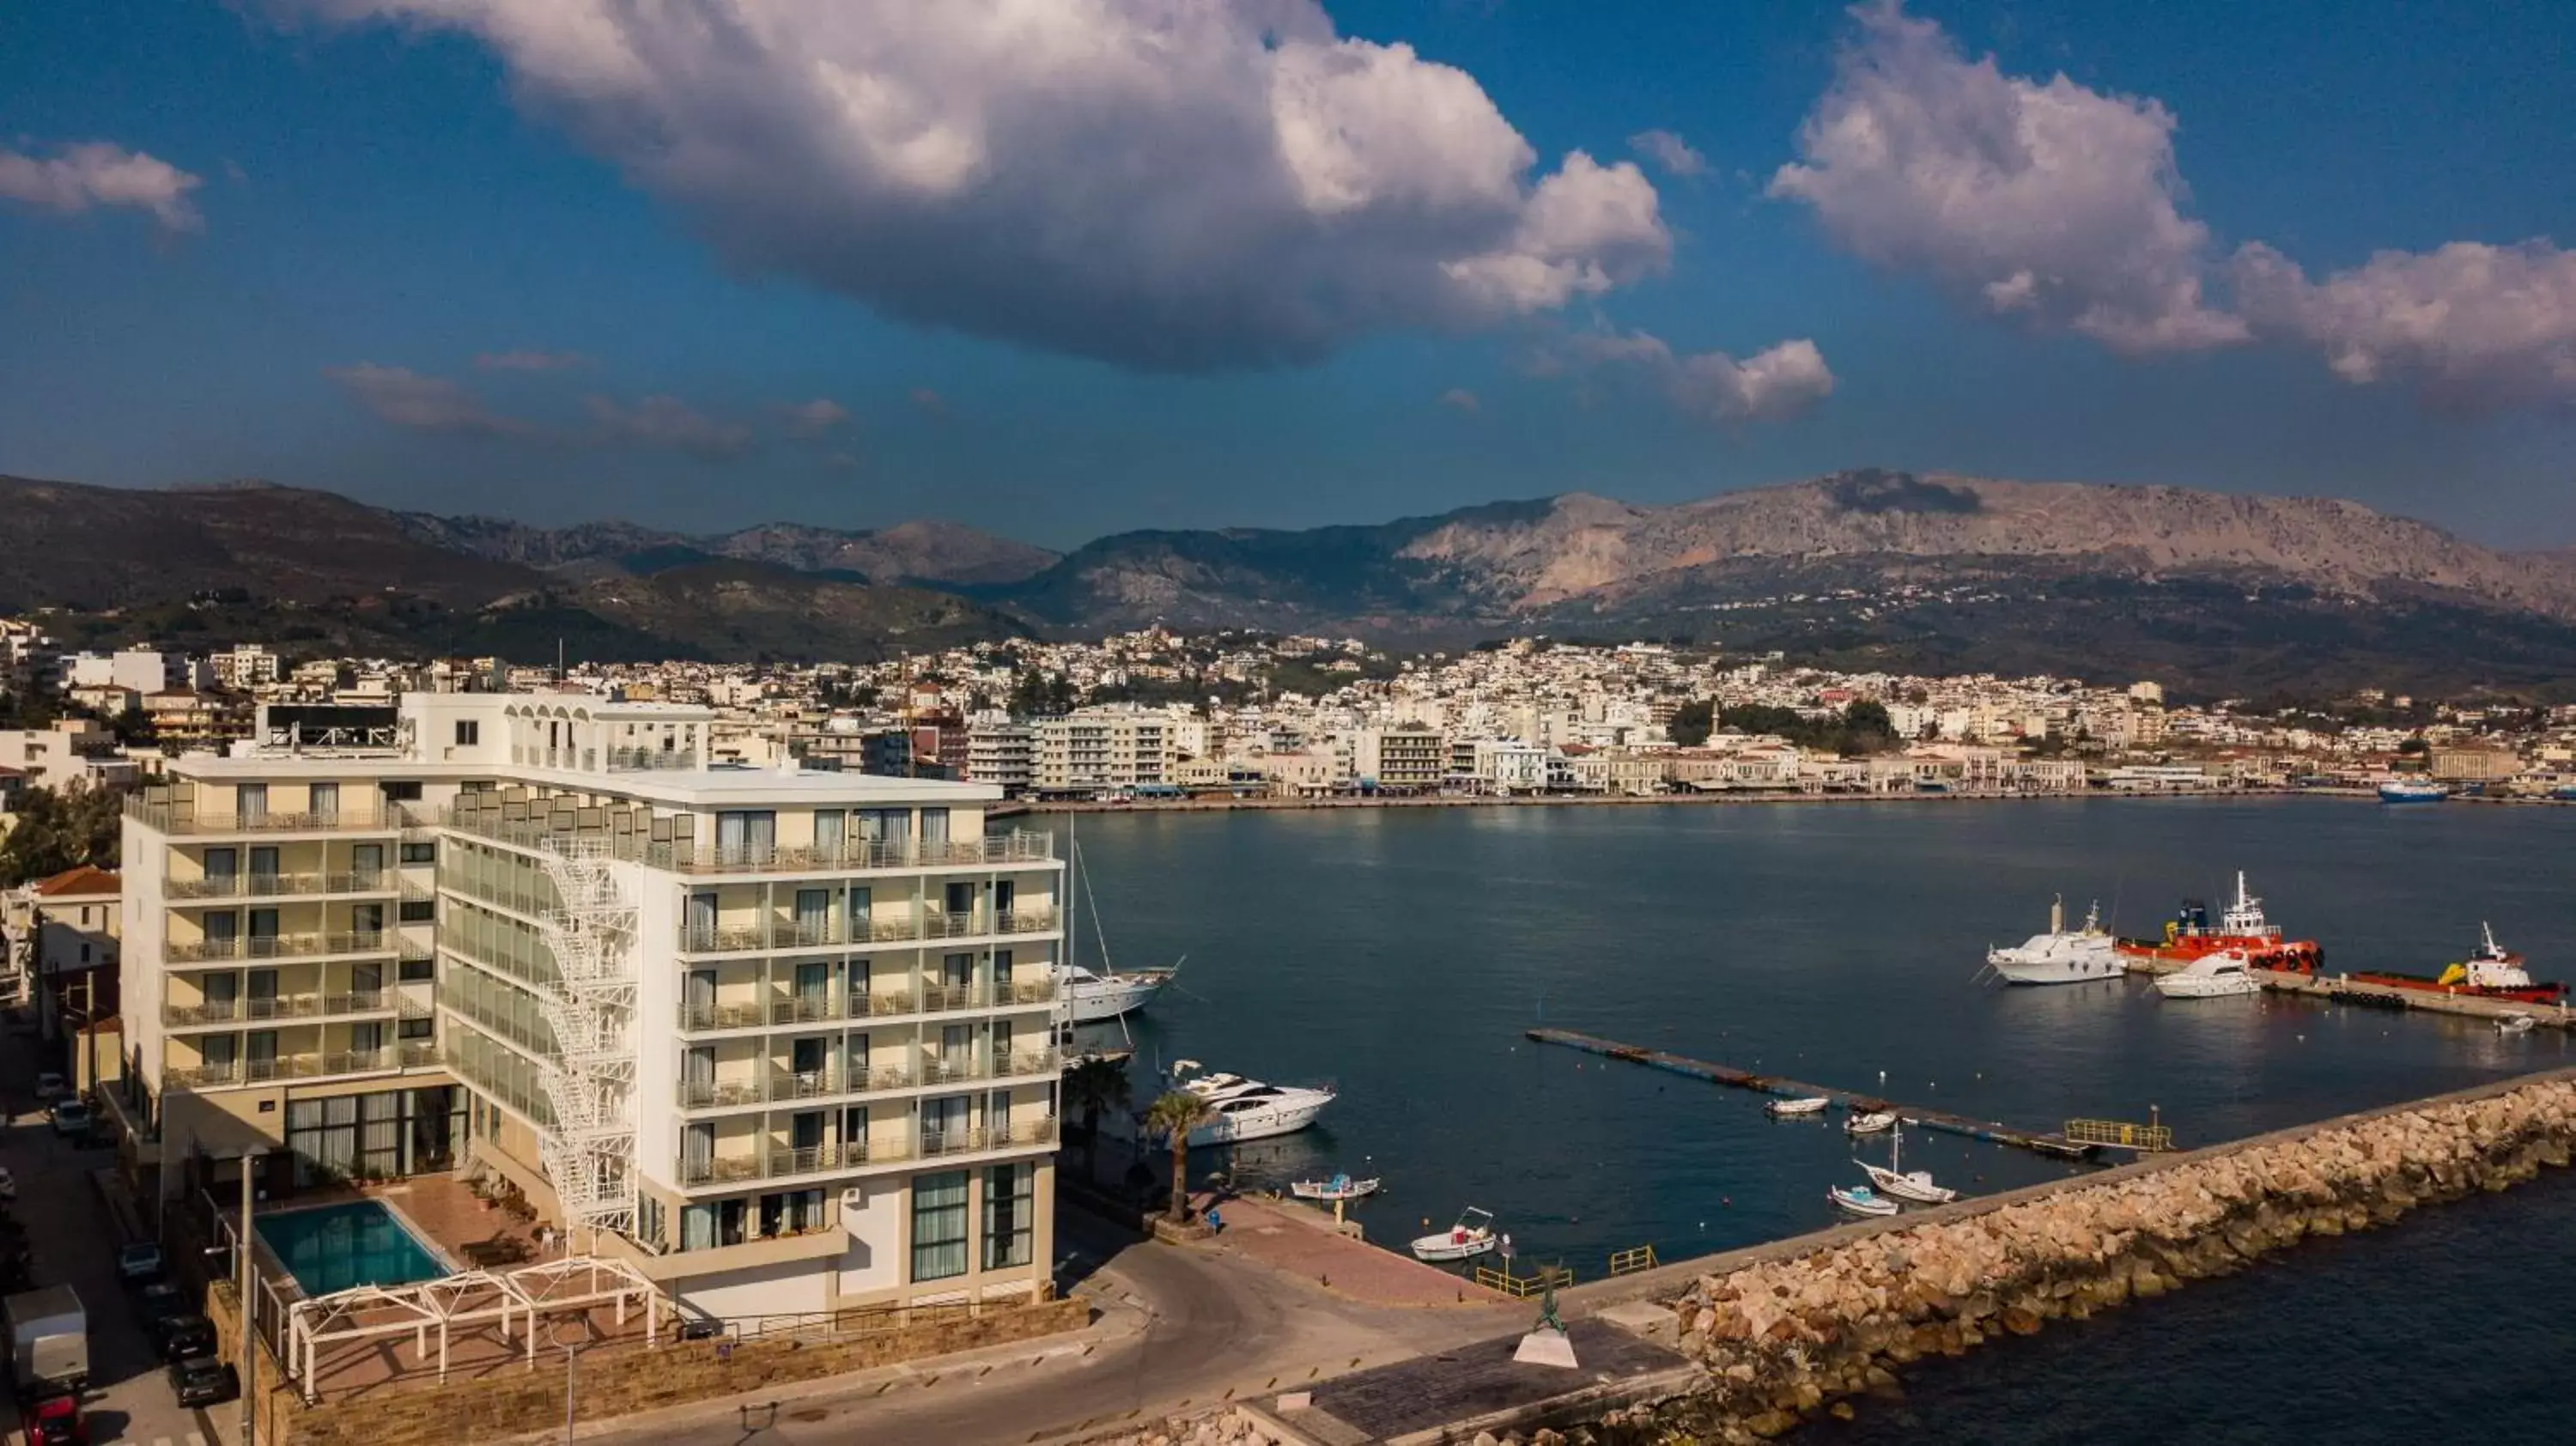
[551,1317,589,1444]
[239,1150,263,1446]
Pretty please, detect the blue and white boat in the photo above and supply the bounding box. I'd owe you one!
[2378,779,2449,804]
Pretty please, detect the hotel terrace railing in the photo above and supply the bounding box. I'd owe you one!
[677,1118,1059,1186]
[165,931,394,963]
[162,991,392,1026]
[679,908,1058,956]
[163,1042,439,1090]
[680,977,1060,1032]
[165,872,397,901]
[125,801,398,835]
[434,807,1057,877]
[675,1049,1069,1108]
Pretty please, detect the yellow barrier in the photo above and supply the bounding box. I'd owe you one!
[1607,1244,1659,1277]
[2065,1117,2175,1152]
[1473,1263,1577,1298]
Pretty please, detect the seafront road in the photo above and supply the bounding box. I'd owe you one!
[556,1205,1522,1446]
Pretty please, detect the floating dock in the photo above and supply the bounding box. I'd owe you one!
[1526,1029,2100,1160]
[2120,957,2576,1030]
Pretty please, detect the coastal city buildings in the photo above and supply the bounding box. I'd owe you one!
[117,690,1065,1319]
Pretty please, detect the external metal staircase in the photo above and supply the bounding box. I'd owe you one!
[531,838,640,1235]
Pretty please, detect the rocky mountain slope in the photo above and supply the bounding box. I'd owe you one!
[392,511,1057,588]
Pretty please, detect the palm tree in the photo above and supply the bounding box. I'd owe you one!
[1142,1089,1220,1224]
[1062,1057,1133,1182]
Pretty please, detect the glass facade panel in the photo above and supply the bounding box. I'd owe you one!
[911,1170,969,1282]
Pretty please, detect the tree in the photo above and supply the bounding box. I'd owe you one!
[1062,1057,1133,1182]
[0,781,123,887]
[1667,700,1714,747]
[1143,1090,1220,1224]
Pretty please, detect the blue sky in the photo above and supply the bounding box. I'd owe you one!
[3,0,2571,547]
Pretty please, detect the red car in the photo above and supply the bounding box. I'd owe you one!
[24,1394,85,1446]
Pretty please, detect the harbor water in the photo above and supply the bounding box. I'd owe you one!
[1060,796,2576,1440]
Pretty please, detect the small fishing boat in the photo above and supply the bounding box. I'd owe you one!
[2498,1012,2539,1036]
[1845,1110,1898,1136]
[1856,1121,1957,1205]
[2154,949,2263,999]
[1411,1206,1500,1262]
[1290,1172,1381,1202]
[1765,1097,1831,1118]
[1829,1184,1899,1218]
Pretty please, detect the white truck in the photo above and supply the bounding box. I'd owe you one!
[4,1285,88,1400]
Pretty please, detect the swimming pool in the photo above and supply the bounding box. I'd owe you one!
[256,1200,447,1297]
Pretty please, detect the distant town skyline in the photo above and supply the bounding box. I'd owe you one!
[3,1,2573,548]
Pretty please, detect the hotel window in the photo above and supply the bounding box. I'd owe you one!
[400,841,436,865]
[813,810,846,860]
[638,1194,666,1251]
[309,782,339,821]
[680,1204,714,1253]
[236,784,268,824]
[983,1163,1034,1270]
[911,1170,969,1281]
[920,808,951,848]
[454,720,479,747]
[399,899,435,923]
[398,1017,433,1041]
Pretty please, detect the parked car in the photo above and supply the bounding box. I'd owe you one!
[46,1101,90,1139]
[23,1392,85,1445]
[167,1356,240,1408]
[150,1313,216,1363]
[131,1282,188,1336]
[112,1242,165,1286]
[31,1073,67,1103]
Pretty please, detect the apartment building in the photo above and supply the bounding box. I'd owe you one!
[964,716,1033,794]
[1032,708,1168,796]
[122,691,1065,1321]
[1352,726,1443,793]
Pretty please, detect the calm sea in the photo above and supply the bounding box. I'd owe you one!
[1060,797,2576,1443]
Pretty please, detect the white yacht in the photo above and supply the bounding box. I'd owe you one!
[1175,1065,1335,1146]
[1064,963,1174,1024]
[1987,896,2121,984]
[2154,949,2263,999]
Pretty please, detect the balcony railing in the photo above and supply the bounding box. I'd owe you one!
[660,832,1057,876]
[165,872,397,901]
[163,1046,414,1089]
[673,1052,1063,1109]
[162,991,392,1026]
[678,978,1058,1033]
[166,932,392,963]
[920,1118,1060,1158]
[128,802,397,835]
[678,908,1058,956]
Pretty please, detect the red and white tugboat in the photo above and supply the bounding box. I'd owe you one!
[2117,872,2322,974]
[2350,924,2567,1006]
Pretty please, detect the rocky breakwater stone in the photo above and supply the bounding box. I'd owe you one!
[1633,1078,2576,1444]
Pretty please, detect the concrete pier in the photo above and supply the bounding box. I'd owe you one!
[1526,1029,2099,1159]
[2122,956,2576,1030]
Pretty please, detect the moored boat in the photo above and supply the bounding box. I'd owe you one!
[1845,1110,1897,1135]
[1856,1121,1957,1205]
[2154,949,2263,999]
[1290,1172,1380,1202]
[2349,924,2568,1006]
[1172,1064,1336,1146]
[1986,896,2122,984]
[1766,1097,1831,1118]
[1064,963,1176,1024]
[2498,1013,2538,1036]
[1411,1206,1499,1261]
[2379,778,2450,804]
[1829,1184,1899,1217]
[2117,872,2321,974]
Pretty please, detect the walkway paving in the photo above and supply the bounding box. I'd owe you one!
[1206,1197,1510,1310]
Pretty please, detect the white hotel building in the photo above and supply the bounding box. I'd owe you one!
[120,692,1065,1319]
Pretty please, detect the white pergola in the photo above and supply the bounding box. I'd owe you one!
[283,1255,663,1400]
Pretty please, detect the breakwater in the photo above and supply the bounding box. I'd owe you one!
[1620,1066,2576,1443]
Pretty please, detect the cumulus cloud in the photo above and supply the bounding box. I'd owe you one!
[1561,330,1836,424]
[1628,129,1709,179]
[586,394,755,457]
[475,349,591,371]
[2233,240,2576,405]
[908,387,951,416]
[1770,2,2243,353]
[270,0,1669,372]
[1439,387,1481,413]
[325,363,532,435]
[0,140,204,231]
[777,398,853,437]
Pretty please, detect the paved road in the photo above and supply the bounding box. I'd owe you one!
[567,1207,1520,1446]
[1,1025,222,1446]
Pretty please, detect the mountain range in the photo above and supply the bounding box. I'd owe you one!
[6,469,2576,697]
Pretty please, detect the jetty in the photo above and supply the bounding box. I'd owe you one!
[1525,1029,2099,1160]
[2121,957,2576,1030]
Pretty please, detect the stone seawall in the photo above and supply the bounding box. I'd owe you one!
[1636,1071,2576,1443]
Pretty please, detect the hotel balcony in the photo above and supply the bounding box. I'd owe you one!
[127,802,400,836]
[674,1118,1058,1187]
[161,1041,440,1090]
[677,908,1059,958]
[165,931,395,963]
[674,1048,1070,1111]
[161,990,396,1028]
[435,808,1057,877]
[678,977,1060,1034]
[163,872,399,902]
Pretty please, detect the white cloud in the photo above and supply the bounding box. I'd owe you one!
[1439,387,1480,413]
[474,349,591,370]
[2233,240,2576,405]
[0,140,204,231]
[908,387,950,416]
[324,363,531,435]
[1561,330,1836,424]
[777,398,853,437]
[586,394,755,457]
[1769,2,2243,353]
[1628,129,1708,179]
[272,0,1668,372]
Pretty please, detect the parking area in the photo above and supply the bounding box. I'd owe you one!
[3,1020,226,1446]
